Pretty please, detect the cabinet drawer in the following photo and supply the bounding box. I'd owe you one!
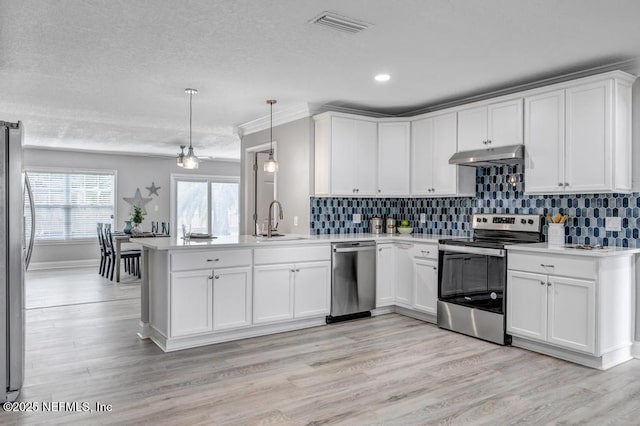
[508,252,596,280]
[412,243,438,260]
[254,245,331,265]
[171,249,252,271]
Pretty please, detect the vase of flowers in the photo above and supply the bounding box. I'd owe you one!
[131,206,145,233]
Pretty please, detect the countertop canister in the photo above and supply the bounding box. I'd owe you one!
[547,223,565,245]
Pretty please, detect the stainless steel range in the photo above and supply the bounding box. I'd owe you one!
[437,213,543,345]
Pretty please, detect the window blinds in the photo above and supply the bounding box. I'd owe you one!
[27,171,115,240]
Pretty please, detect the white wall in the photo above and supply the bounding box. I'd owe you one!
[240,117,314,235]
[24,148,239,266]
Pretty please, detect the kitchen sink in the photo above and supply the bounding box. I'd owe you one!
[255,235,309,242]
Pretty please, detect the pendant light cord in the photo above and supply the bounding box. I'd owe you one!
[189,91,193,149]
[269,101,273,155]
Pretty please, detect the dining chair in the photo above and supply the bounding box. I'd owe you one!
[96,223,107,276]
[161,222,169,235]
[151,221,159,234]
[104,224,142,280]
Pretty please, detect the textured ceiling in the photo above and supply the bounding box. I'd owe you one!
[1,0,640,160]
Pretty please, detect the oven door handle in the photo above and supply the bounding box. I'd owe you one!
[438,244,505,257]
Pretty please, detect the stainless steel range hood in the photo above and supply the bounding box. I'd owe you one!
[448,144,524,167]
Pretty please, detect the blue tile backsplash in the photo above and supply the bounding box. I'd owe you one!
[310,164,640,247]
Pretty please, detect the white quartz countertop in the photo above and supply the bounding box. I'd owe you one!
[506,242,640,257]
[129,232,453,251]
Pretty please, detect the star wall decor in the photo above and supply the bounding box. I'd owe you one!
[123,188,153,214]
[146,182,161,196]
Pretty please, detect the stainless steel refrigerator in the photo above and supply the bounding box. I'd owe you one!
[1,121,34,402]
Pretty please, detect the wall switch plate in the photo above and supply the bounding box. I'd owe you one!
[353,213,361,224]
[419,213,426,224]
[605,217,622,232]
[293,216,298,226]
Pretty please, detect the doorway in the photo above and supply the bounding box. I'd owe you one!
[244,142,277,236]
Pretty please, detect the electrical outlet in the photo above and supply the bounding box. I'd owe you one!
[353,213,361,224]
[419,213,426,224]
[605,217,622,232]
[293,216,298,226]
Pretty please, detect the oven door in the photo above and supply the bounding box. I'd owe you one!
[438,245,506,314]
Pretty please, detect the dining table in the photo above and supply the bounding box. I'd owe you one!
[113,232,158,282]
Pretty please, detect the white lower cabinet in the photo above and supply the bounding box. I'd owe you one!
[294,262,331,318]
[376,244,395,307]
[253,264,294,323]
[375,241,439,320]
[413,258,438,315]
[507,250,633,369]
[253,261,331,324]
[394,243,414,307]
[170,270,213,337]
[170,266,252,337]
[212,267,252,331]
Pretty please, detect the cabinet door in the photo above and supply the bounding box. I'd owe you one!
[330,117,358,195]
[213,267,251,331]
[506,270,547,341]
[413,258,438,315]
[170,270,213,337]
[410,117,434,195]
[253,264,293,323]
[294,261,331,318]
[354,119,378,195]
[547,276,596,354]
[488,99,523,147]
[431,112,459,195]
[565,80,612,192]
[376,244,395,307]
[524,90,565,194]
[394,244,414,306]
[457,106,487,151]
[378,122,410,195]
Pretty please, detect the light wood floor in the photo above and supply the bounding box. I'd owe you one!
[7,268,640,425]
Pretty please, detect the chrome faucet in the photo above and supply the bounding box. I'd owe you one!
[267,200,284,238]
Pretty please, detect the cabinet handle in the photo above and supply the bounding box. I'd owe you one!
[378,248,382,251]
[206,258,220,262]
[564,183,569,187]
[378,189,381,193]
[208,274,213,280]
[547,282,552,286]
[296,269,300,272]
[431,188,435,192]
[432,267,437,271]
[421,250,430,256]
[291,269,295,272]
[558,183,563,187]
[357,189,360,193]
[540,281,546,286]
[540,264,555,268]
[487,140,491,144]
[482,140,487,145]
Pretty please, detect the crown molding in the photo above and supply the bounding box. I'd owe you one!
[237,102,321,136]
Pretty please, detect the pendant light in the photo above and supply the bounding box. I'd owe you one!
[263,99,279,173]
[176,145,185,167]
[179,88,199,169]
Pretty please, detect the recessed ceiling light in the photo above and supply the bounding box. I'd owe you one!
[374,74,390,82]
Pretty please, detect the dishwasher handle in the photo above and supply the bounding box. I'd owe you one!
[332,241,376,253]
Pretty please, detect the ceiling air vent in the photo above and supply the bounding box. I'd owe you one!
[309,11,371,34]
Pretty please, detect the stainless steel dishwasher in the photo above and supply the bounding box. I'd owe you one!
[327,241,376,323]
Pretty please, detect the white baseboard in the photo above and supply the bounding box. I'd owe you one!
[632,341,640,358]
[28,259,100,271]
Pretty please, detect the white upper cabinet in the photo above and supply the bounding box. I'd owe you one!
[314,114,377,196]
[377,122,410,196]
[523,89,565,193]
[411,112,475,197]
[458,98,523,151]
[525,72,634,194]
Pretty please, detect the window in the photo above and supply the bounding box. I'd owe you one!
[27,170,115,241]
[172,175,239,237]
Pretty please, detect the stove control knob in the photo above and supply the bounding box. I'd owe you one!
[521,219,526,224]
[482,218,487,223]
[476,218,481,223]
[528,219,534,225]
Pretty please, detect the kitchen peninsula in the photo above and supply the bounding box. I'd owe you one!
[132,233,444,352]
